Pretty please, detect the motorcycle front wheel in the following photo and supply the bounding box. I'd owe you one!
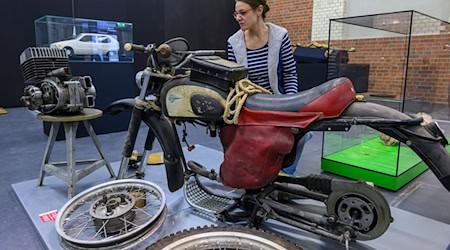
[55,179,167,250]
[147,225,302,250]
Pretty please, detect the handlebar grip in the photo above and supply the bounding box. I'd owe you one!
[124,43,146,52]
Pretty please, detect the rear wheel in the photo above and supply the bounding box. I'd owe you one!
[326,181,392,241]
[147,225,301,250]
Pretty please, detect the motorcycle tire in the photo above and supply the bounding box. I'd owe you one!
[147,225,302,250]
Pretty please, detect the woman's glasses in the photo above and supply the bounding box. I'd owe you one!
[233,8,253,19]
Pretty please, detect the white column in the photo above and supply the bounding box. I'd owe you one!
[311,0,347,41]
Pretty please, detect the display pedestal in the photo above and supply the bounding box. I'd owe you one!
[12,145,450,249]
[322,137,449,191]
[321,138,428,191]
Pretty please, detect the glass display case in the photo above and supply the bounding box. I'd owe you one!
[35,15,133,63]
[322,11,450,191]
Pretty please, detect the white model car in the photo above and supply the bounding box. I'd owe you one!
[50,33,119,57]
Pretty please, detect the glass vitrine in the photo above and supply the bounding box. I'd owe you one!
[322,11,450,190]
[35,15,133,63]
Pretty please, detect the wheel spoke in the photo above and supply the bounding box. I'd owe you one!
[136,203,161,211]
[103,221,108,238]
[90,219,109,240]
[68,210,91,221]
[123,216,128,234]
[133,206,158,218]
[119,217,140,228]
[72,218,94,238]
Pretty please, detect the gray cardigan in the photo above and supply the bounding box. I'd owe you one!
[227,23,288,95]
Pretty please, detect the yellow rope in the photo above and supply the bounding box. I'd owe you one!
[223,79,272,124]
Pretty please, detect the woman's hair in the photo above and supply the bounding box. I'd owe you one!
[237,0,270,19]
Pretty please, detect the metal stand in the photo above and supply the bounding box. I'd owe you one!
[36,108,115,198]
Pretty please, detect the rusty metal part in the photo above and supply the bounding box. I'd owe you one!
[157,44,172,58]
[129,191,147,208]
[90,193,136,234]
[326,181,392,241]
[21,75,96,114]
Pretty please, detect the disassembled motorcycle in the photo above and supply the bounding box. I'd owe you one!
[54,38,450,249]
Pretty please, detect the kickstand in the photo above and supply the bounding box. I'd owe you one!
[182,123,195,151]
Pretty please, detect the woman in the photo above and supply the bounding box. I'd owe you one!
[227,0,298,94]
[227,0,310,175]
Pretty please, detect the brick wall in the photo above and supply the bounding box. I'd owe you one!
[408,34,450,104]
[412,13,447,35]
[331,34,450,104]
[266,0,348,43]
[266,1,449,105]
[370,12,446,36]
[266,0,313,43]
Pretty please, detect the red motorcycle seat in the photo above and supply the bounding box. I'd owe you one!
[238,77,356,128]
[244,77,352,112]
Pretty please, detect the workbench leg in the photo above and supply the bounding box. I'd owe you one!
[64,122,78,198]
[37,122,60,186]
[83,121,116,178]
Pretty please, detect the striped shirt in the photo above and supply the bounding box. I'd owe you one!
[227,33,298,94]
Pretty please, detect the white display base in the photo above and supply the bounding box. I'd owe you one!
[12,145,450,250]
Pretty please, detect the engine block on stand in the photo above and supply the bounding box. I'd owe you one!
[20,47,96,114]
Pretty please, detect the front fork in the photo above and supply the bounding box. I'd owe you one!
[117,71,151,179]
[116,70,185,192]
[117,107,157,179]
[117,106,145,179]
[136,130,156,178]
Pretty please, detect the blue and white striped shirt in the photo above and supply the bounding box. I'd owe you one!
[227,33,298,94]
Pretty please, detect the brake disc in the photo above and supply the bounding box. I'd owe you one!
[326,181,392,241]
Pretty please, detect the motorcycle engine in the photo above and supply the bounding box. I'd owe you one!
[22,75,96,114]
[19,47,96,114]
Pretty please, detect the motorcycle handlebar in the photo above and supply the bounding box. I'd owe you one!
[193,50,222,56]
[179,50,225,56]
[124,43,147,53]
[174,50,226,70]
[125,42,224,57]
[124,43,172,59]
[125,41,226,69]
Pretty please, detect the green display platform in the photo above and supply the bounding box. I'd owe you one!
[321,137,428,191]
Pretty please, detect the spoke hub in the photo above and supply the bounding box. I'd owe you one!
[90,192,136,234]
